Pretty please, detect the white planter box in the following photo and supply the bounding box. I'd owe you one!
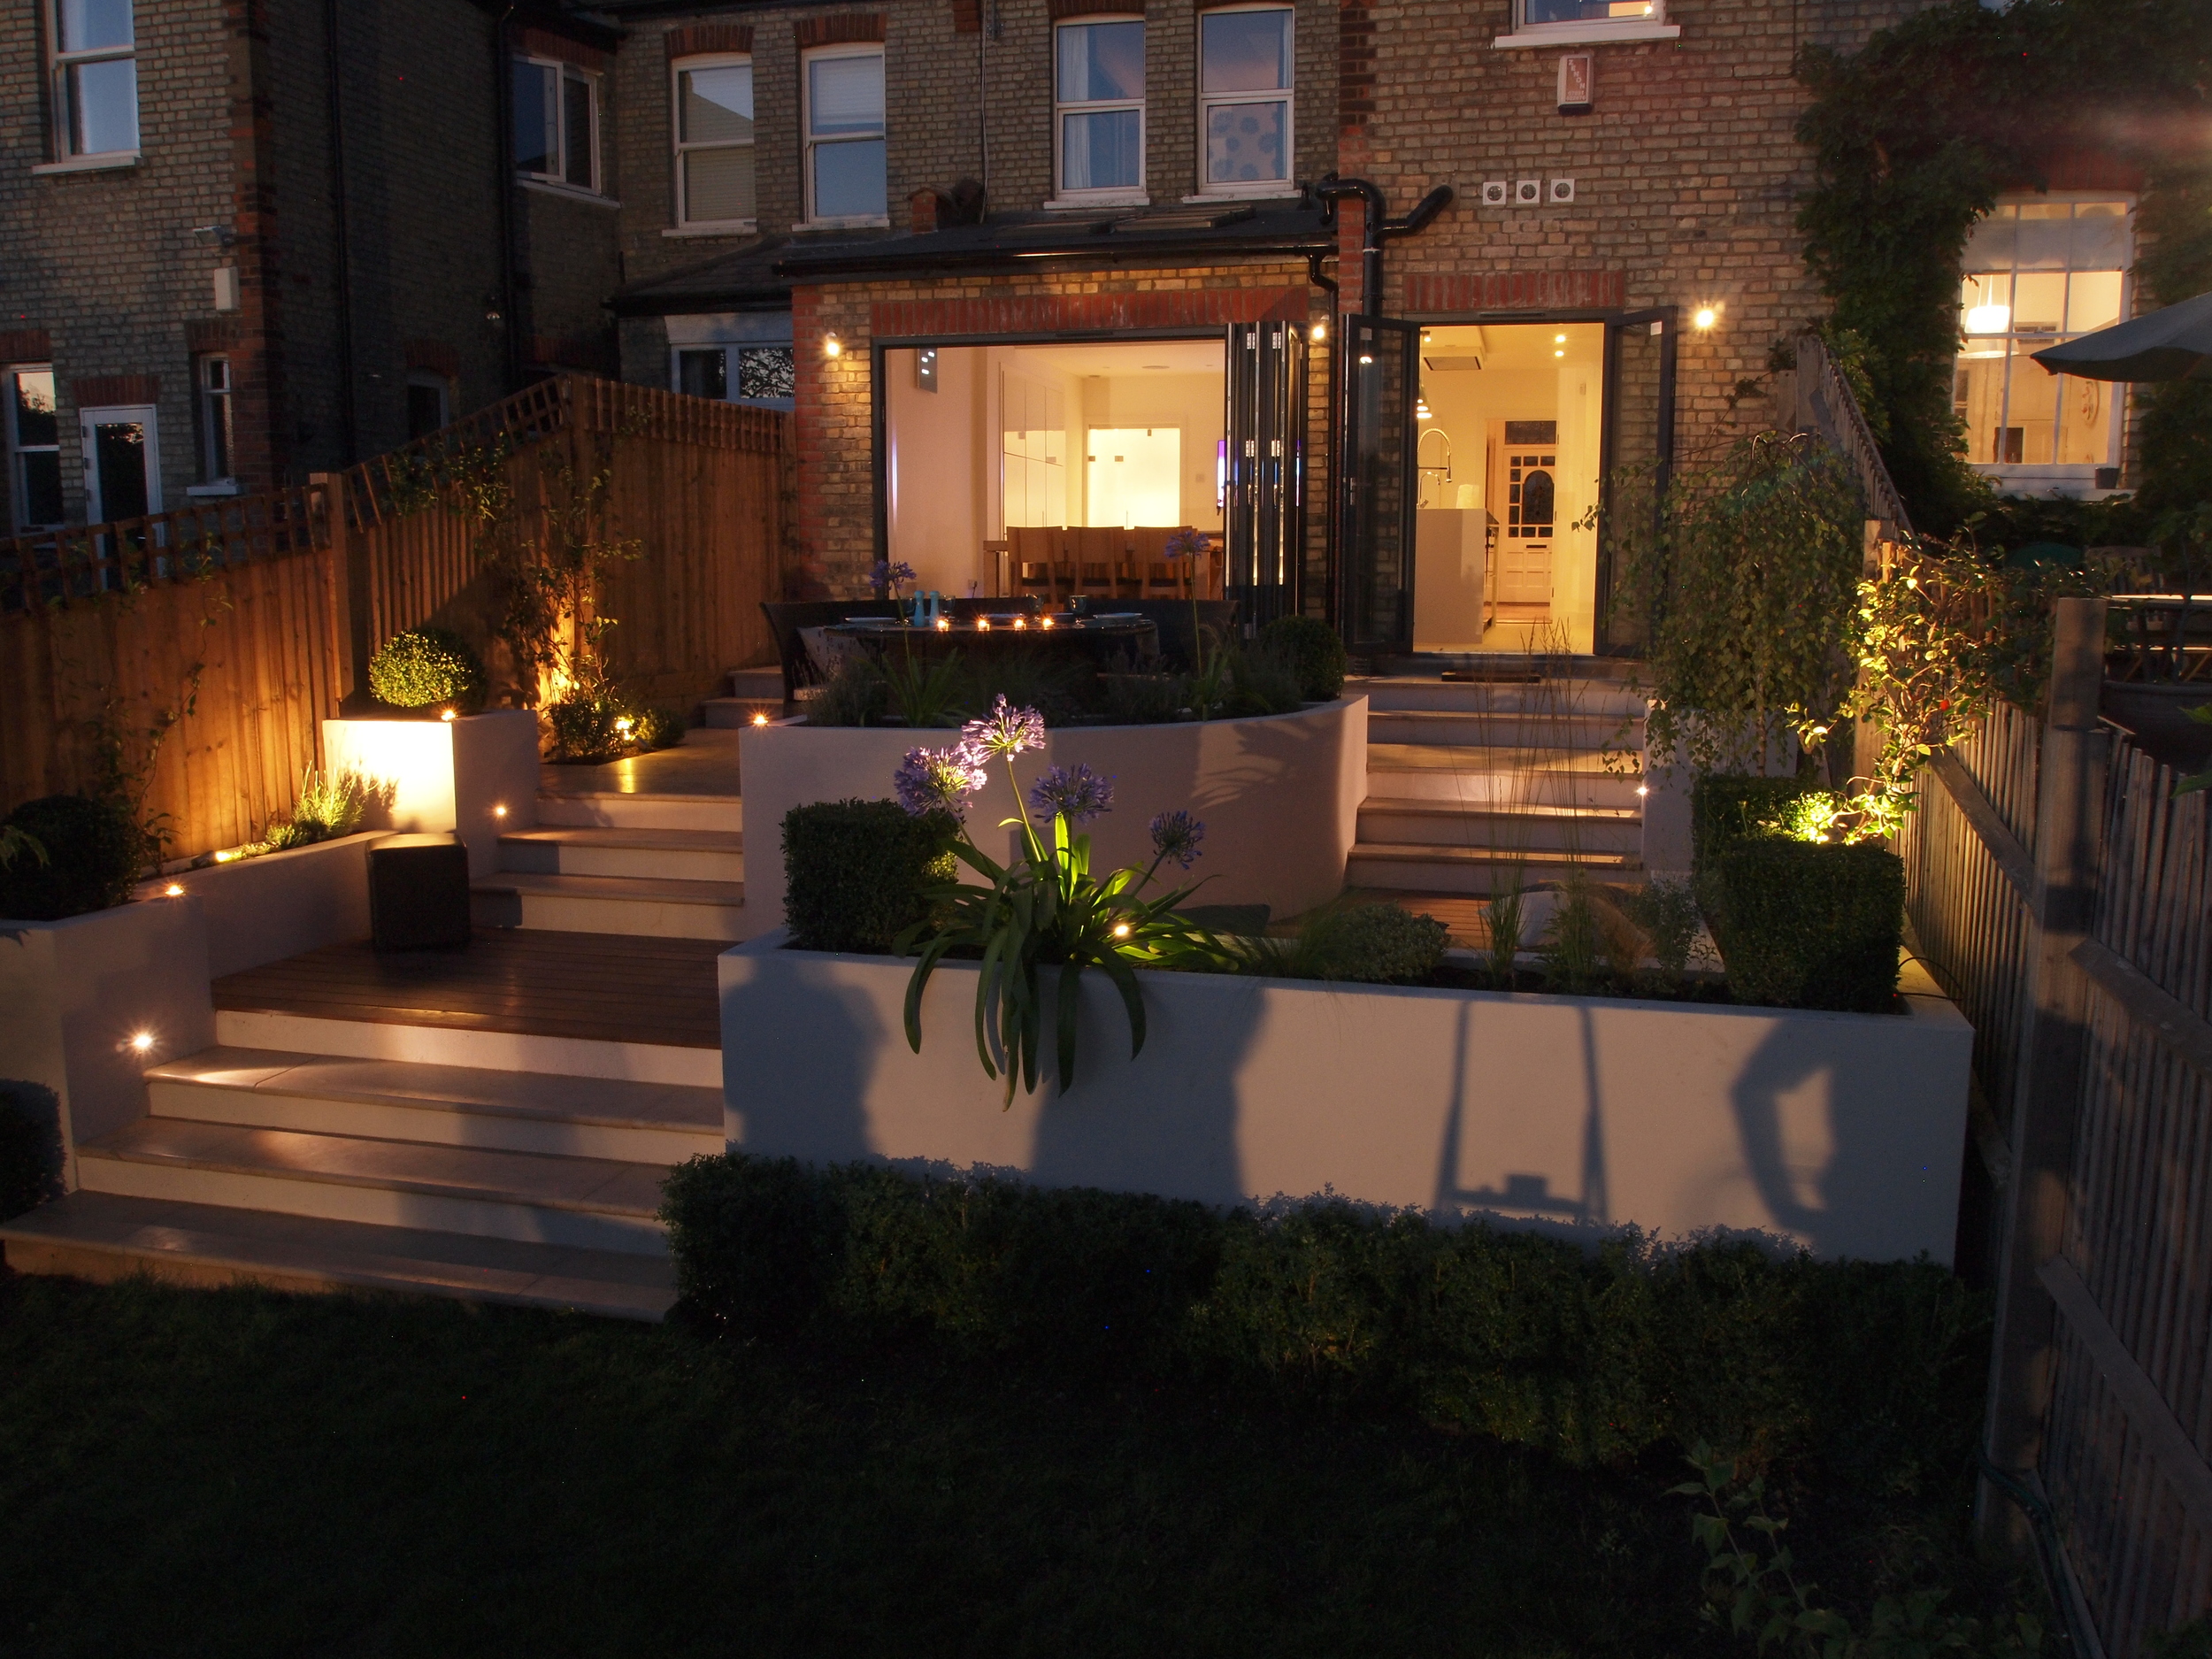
[738,697,1369,932]
[0,896,214,1187]
[137,831,378,977]
[323,710,540,879]
[721,931,1973,1263]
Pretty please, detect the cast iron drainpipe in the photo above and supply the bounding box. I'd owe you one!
[1312,177,1455,316]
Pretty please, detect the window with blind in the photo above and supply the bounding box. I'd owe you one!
[804,46,887,224]
[1055,18,1145,200]
[673,56,755,227]
[1197,6,1292,195]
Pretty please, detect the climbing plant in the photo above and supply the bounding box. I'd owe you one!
[1795,0,2212,534]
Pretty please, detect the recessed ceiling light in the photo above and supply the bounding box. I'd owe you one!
[1143,364,1170,370]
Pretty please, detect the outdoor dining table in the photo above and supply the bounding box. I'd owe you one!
[822,611,1160,671]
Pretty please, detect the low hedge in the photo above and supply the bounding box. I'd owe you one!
[0,794,147,920]
[1256,615,1348,702]
[662,1154,1986,1496]
[1690,774,1829,870]
[1710,840,1906,1012]
[781,798,958,952]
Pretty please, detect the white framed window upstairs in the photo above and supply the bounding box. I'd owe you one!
[673,54,756,229]
[803,45,886,226]
[5,366,64,531]
[1197,6,1293,196]
[1493,0,1678,49]
[514,55,601,195]
[1054,17,1146,205]
[48,0,140,164]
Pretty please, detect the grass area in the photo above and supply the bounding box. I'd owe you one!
[0,1269,2010,1659]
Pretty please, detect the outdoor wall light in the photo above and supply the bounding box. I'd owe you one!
[1358,353,1374,366]
[493,804,507,818]
[823,333,843,359]
[128,1031,156,1055]
[1693,306,1719,331]
[1310,322,1326,343]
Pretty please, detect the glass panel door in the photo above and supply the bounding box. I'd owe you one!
[1336,315,1418,655]
[1597,310,1674,655]
[1224,319,1307,631]
[81,405,159,523]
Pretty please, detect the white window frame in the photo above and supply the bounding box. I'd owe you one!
[513,55,602,196]
[404,373,451,442]
[46,0,141,165]
[78,403,162,524]
[802,43,888,229]
[1050,16,1148,209]
[1195,4,1295,200]
[1492,0,1678,50]
[668,343,795,411]
[4,365,64,532]
[671,52,757,233]
[194,354,235,489]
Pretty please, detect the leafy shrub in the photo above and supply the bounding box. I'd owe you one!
[879,649,966,728]
[781,798,958,953]
[805,654,887,727]
[367,627,487,712]
[1294,901,1448,983]
[0,795,147,919]
[1257,615,1348,701]
[0,1083,63,1221]
[1691,775,1830,869]
[544,695,626,763]
[1710,840,1905,1012]
[1618,877,1704,980]
[661,1154,1990,1492]
[1221,639,1307,719]
[632,705,685,751]
[262,769,365,851]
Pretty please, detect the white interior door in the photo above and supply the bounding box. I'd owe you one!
[80,403,161,522]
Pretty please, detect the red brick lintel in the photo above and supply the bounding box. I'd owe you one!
[1404,271,1627,313]
[869,288,1310,338]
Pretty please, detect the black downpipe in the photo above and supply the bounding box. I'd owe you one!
[324,0,358,463]
[1312,176,1455,316]
[492,6,522,392]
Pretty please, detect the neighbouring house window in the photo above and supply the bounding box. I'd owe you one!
[1517,0,1664,28]
[51,0,139,158]
[674,55,756,227]
[1198,6,1291,193]
[79,403,160,523]
[405,374,449,441]
[1955,198,2131,480]
[1056,18,1144,198]
[196,355,234,482]
[5,366,63,530]
[513,56,599,192]
[674,345,795,408]
[803,46,886,223]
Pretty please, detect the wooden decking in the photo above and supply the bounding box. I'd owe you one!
[212,929,726,1049]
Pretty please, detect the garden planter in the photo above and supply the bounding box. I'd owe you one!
[738,698,1368,932]
[137,832,378,977]
[322,710,540,879]
[0,895,214,1187]
[720,930,1973,1263]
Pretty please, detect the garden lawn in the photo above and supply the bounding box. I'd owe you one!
[0,1270,1731,1658]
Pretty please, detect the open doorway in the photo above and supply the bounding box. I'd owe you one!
[1409,321,1603,654]
[883,337,1225,599]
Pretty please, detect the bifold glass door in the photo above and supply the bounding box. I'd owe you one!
[1598,310,1674,654]
[1336,315,1419,655]
[1222,319,1307,630]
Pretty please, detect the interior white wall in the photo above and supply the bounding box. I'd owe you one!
[1079,371,1225,531]
[886,347,985,596]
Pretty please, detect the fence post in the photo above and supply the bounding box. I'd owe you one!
[312,471,373,704]
[1977,595,2110,1553]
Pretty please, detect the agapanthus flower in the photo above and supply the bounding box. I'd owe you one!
[872,558,918,591]
[894,741,987,818]
[1028,764,1114,826]
[1161,527,1211,562]
[1148,810,1205,868]
[961,694,1046,759]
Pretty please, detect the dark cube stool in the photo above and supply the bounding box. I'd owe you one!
[368,833,472,952]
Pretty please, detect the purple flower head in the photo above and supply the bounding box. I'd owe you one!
[961,694,1046,759]
[1161,527,1211,562]
[872,558,918,593]
[1148,810,1205,869]
[1028,764,1114,826]
[894,742,987,818]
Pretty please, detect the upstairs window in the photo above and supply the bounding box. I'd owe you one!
[674,55,756,227]
[514,57,599,193]
[1055,19,1145,200]
[1955,198,2131,482]
[803,46,886,224]
[1198,7,1291,195]
[51,0,139,158]
[5,367,63,531]
[1497,0,1677,46]
[196,355,234,483]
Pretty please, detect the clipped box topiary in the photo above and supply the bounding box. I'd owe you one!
[0,795,148,920]
[1689,774,1830,870]
[367,626,488,713]
[1709,840,1905,1012]
[1257,614,1349,702]
[781,798,958,953]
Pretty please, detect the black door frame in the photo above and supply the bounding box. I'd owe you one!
[1333,312,1422,656]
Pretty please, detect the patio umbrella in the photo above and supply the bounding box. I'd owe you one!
[2030,288,2212,382]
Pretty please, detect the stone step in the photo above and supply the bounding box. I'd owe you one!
[534,792,743,833]
[1353,676,1649,718]
[1365,707,1642,751]
[1365,744,1647,809]
[1347,842,1642,895]
[726,666,785,700]
[73,1117,672,1256]
[471,871,748,941]
[146,1047,724,1165]
[1356,798,1642,855]
[0,1191,677,1320]
[498,826,744,883]
[210,1007,720,1089]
